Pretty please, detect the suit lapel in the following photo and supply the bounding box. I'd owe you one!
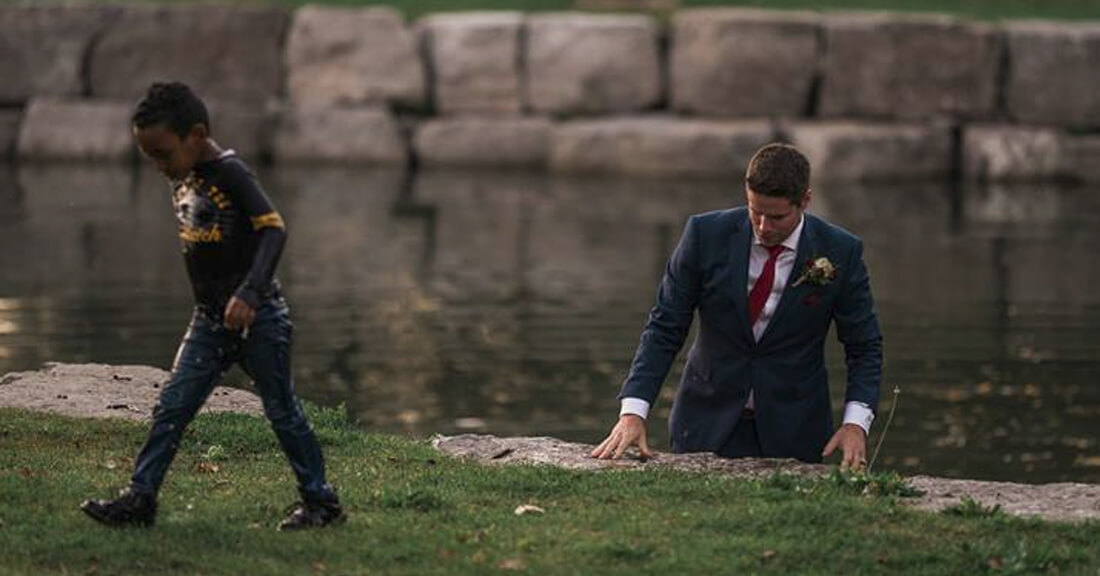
[729,209,755,343]
[758,215,817,346]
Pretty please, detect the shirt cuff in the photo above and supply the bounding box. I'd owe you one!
[233,286,262,310]
[620,397,651,420]
[843,401,875,435]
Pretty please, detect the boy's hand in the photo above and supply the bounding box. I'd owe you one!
[223,296,256,331]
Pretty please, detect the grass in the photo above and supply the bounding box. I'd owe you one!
[7,0,1100,20]
[2,406,1099,575]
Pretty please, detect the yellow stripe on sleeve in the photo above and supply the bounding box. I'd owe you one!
[250,212,285,231]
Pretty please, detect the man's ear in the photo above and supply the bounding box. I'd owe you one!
[801,187,813,210]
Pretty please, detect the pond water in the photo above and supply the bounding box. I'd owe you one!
[1,163,1098,484]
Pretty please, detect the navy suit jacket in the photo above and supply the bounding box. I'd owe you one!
[619,207,883,463]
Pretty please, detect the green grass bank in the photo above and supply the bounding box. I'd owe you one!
[25,0,1100,20]
[1,407,1098,575]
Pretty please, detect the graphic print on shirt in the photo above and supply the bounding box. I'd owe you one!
[173,175,234,245]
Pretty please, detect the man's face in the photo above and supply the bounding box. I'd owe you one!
[133,123,202,180]
[746,186,811,247]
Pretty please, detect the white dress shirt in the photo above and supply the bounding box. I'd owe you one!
[621,214,874,434]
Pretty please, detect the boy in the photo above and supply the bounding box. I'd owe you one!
[80,82,345,531]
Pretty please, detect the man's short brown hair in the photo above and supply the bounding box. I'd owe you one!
[745,143,811,205]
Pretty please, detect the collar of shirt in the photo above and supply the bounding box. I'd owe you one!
[752,213,805,254]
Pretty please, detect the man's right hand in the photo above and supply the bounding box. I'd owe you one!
[590,414,652,460]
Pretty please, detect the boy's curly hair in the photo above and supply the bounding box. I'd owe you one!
[131,82,209,138]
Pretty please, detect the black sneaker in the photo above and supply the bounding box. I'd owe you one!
[277,499,346,531]
[80,488,157,528]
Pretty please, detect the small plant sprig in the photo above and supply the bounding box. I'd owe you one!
[760,469,924,499]
[943,497,1004,519]
[828,468,925,498]
[868,385,901,474]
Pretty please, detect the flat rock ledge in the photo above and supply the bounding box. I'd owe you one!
[434,434,1100,523]
[0,363,263,421]
[2,364,1096,523]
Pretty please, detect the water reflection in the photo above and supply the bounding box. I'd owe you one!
[0,163,1097,483]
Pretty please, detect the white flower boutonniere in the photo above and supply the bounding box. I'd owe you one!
[792,257,837,287]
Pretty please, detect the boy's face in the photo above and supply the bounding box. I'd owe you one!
[133,123,204,180]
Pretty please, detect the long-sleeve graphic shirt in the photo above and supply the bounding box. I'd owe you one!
[170,151,286,317]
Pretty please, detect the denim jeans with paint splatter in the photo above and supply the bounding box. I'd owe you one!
[129,299,336,503]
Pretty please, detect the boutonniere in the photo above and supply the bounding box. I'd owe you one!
[792,257,837,287]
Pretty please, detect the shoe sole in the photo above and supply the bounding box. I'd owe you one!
[277,513,347,532]
[80,502,155,528]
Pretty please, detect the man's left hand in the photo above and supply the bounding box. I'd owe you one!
[822,423,867,471]
[223,296,256,331]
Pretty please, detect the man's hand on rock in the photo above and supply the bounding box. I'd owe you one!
[590,414,652,460]
[822,423,867,471]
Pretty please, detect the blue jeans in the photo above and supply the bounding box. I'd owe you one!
[130,300,336,503]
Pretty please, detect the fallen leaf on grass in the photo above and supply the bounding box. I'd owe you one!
[987,556,1004,569]
[495,558,525,571]
[195,461,220,474]
[458,529,489,544]
[514,504,545,516]
[762,550,777,561]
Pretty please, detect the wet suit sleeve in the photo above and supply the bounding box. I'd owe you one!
[222,161,286,310]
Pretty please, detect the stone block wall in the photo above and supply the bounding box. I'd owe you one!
[420,12,525,115]
[2,3,1097,182]
[818,13,1000,122]
[17,100,133,162]
[671,9,819,118]
[0,5,121,105]
[88,4,288,106]
[285,6,425,109]
[1004,21,1100,127]
[525,13,661,115]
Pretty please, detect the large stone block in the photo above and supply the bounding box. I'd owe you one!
[16,99,133,162]
[671,9,819,117]
[89,4,288,105]
[785,121,952,182]
[0,110,21,161]
[0,5,119,104]
[550,117,775,177]
[421,12,524,115]
[962,125,1064,182]
[285,6,425,108]
[1064,136,1100,183]
[1005,21,1100,128]
[207,102,274,166]
[415,118,551,168]
[964,125,1100,184]
[526,14,661,115]
[819,13,999,121]
[272,107,408,166]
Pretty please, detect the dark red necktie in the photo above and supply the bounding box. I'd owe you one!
[748,245,786,327]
